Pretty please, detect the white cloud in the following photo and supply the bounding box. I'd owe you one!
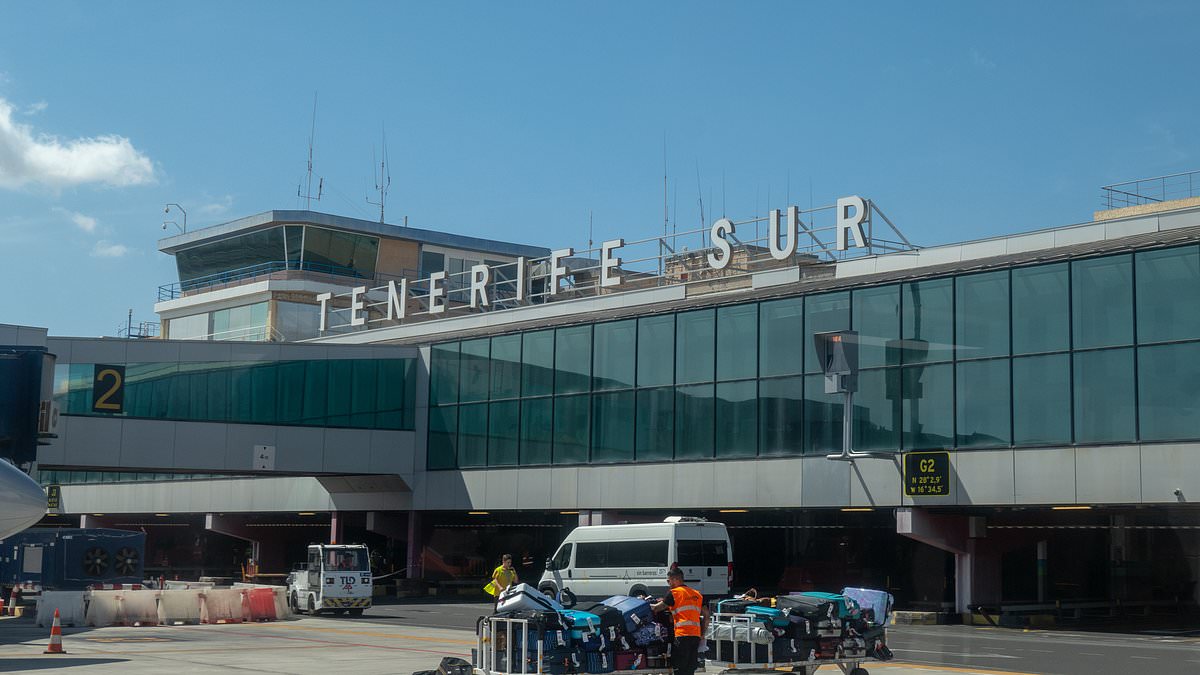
[91,240,129,258]
[198,194,234,215]
[24,101,48,115]
[0,97,155,190]
[970,49,996,70]
[52,206,98,232]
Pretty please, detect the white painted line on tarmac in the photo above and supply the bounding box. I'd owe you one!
[894,648,1019,660]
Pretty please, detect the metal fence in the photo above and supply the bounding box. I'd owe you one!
[1100,170,1200,210]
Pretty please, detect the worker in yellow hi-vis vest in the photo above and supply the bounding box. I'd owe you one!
[484,553,518,610]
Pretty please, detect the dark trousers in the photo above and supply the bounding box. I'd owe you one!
[672,635,701,675]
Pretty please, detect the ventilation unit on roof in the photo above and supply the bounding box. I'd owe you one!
[663,516,708,523]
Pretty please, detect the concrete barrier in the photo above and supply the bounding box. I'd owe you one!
[86,590,122,627]
[271,587,293,620]
[161,589,204,625]
[201,588,247,624]
[121,589,162,626]
[36,591,87,628]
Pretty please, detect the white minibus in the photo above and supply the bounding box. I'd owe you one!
[538,516,732,603]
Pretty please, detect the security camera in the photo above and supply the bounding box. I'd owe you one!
[161,223,167,230]
[1174,488,1183,496]
[164,206,170,213]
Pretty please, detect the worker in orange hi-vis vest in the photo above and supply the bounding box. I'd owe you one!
[651,568,710,675]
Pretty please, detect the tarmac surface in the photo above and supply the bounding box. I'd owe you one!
[0,600,1197,675]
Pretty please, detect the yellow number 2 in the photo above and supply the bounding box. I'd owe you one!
[94,368,123,410]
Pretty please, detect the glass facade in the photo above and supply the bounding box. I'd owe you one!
[427,243,1200,469]
[56,358,416,430]
[175,224,380,286]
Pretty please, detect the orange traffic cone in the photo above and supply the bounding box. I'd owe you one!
[44,608,66,654]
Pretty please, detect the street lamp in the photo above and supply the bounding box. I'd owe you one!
[164,203,187,232]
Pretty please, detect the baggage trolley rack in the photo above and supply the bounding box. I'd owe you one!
[475,615,673,675]
[709,612,879,675]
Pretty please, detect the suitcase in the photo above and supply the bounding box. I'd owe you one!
[496,583,564,614]
[841,587,893,625]
[597,595,654,634]
[614,649,647,670]
[793,592,857,619]
[712,598,768,614]
[776,594,836,622]
[585,650,614,674]
[562,609,602,639]
[745,605,789,628]
[707,619,773,645]
[584,603,629,643]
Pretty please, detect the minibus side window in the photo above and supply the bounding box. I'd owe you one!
[552,544,573,569]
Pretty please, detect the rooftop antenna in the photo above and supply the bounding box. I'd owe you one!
[661,134,668,277]
[298,92,323,209]
[366,125,391,224]
[588,209,594,254]
[695,163,705,249]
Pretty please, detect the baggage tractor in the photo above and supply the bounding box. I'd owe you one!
[596,595,653,634]
[496,583,564,614]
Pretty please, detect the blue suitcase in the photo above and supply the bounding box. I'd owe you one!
[562,609,602,639]
[585,650,615,674]
[745,605,789,628]
[597,595,653,634]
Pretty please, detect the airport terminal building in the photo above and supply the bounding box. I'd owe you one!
[24,179,1200,617]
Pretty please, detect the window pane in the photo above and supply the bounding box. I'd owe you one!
[302,226,379,278]
[459,339,490,403]
[675,384,714,459]
[956,271,1009,360]
[592,391,635,463]
[1073,255,1133,349]
[853,285,900,368]
[428,405,458,469]
[1013,354,1071,446]
[553,394,590,464]
[522,330,555,397]
[555,325,592,394]
[717,304,757,381]
[326,360,352,426]
[636,387,674,461]
[956,359,1010,448]
[488,401,520,466]
[805,292,850,373]
[1012,263,1069,355]
[1136,246,1200,343]
[377,359,415,430]
[520,398,553,465]
[1073,348,1135,443]
[716,380,757,458]
[676,309,715,384]
[902,363,954,450]
[458,403,488,467]
[298,360,326,425]
[430,343,460,406]
[759,376,803,456]
[803,374,842,455]
[854,368,901,452]
[637,314,675,387]
[490,334,522,399]
[176,226,285,284]
[349,360,378,427]
[902,278,954,364]
[760,297,804,377]
[594,320,636,391]
[1138,343,1200,441]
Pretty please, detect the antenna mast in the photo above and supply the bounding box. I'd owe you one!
[366,126,391,224]
[298,93,323,209]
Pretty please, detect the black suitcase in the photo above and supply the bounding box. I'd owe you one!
[776,594,836,622]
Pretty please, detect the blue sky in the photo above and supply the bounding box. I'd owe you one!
[1,1,1197,336]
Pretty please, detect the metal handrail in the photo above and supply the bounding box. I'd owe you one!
[158,260,371,301]
[1100,169,1200,210]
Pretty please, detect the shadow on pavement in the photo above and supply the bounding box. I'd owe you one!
[0,657,129,671]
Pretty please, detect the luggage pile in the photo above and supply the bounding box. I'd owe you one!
[707,587,894,665]
[480,584,674,674]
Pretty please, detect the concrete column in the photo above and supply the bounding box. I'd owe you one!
[330,511,344,545]
[205,513,279,572]
[579,510,616,526]
[406,510,423,579]
[897,508,1000,615]
[1110,515,1128,601]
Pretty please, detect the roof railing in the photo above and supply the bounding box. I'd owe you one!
[1100,170,1200,210]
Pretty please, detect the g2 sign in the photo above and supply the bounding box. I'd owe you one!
[92,364,126,413]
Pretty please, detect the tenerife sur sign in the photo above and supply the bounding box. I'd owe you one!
[316,196,871,331]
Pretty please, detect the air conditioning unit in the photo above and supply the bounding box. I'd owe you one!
[37,400,60,437]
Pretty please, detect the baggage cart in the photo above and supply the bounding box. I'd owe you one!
[474,616,672,675]
[709,612,883,675]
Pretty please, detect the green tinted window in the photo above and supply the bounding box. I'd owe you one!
[522,330,555,397]
[1073,348,1135,444]
[430,343,460,405]
[377,359,415,430]
[555,326,592,394]
[593,320,636,391]
[803,374,842,455]
[488,401,520,465]
[956,271,1009,360]
[716,380,757,458]
[302,225,379,278]
[902,279,953,364]
[1136,246,1200,344]
[956,359,1010,448]
[902,363,954,450]
[854,368,900,452]
[592,391,635,463]
[325,360,353,426]
[520,398,553,465]
[553,394,590,464]
[1012,354,1071,445]
[759,376,803,457]
[717,304,757,381]
[1138,342,1200,441]
[428,406,458,469]
[458,403,488,467]
[637,314,675,387]
[852,285,900,368]
[676,310,715,384]
[459,339,490,403]
[804,292,849,373]
[1073,255,1133,349]
[490,334,522,399]
[760,297,804,377]
[675,384,714,459]
[635,387,674,461]
[1012,263,1069,355]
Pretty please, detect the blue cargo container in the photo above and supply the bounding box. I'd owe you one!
[0,528,145,592]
